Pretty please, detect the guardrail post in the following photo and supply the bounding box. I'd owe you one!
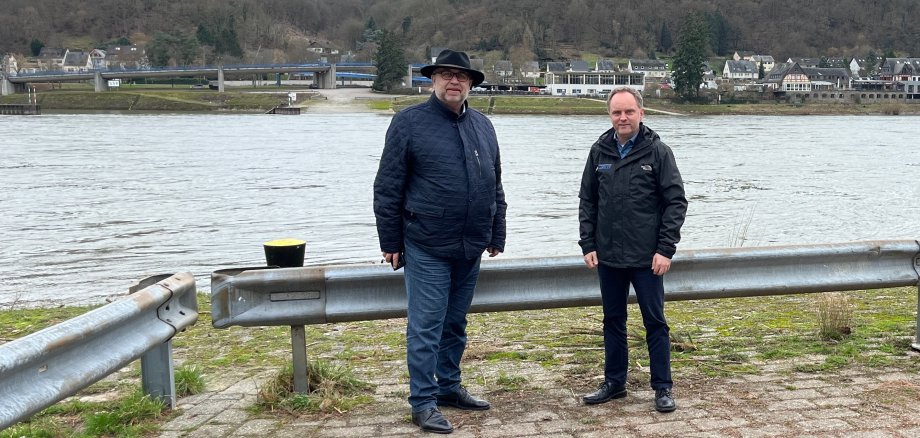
[913,282,920,352]
[291,326,309,393]
[141,342,176,408]
[129,274,179,406]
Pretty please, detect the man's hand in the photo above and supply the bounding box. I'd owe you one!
[652,253,671,276]
[583,251,598,269]
[383,251,400,269]
[486,247,502,257]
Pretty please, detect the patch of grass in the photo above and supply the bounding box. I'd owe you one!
[175,364,206,396]
[3,392,166,438]
[83,391,166,436]
[254,359,374,414]
[494,372,528,391]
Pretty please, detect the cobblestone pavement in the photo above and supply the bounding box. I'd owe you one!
[156,359,920,438]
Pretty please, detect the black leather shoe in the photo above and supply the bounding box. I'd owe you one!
[411,408,453,434]
[436,386,491,410]
[655,388,676,412]
[582,381,627,405]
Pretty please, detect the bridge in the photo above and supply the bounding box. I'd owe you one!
[0,63,388,95]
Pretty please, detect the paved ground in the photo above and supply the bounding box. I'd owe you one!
[156,355,920,437]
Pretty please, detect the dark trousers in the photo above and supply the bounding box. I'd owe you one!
[597,264,672,390]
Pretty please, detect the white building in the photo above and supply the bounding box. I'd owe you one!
[544,67,644,96]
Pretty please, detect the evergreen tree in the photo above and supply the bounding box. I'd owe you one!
[30,39,44,57]
[373,30,407,93]
[865,50,878,76]
[401,16,412,35]
[672,13,708,101]
[758,62,765,79]
[148,32,199,66]
[706,12,732,56]
[658,22,672,54]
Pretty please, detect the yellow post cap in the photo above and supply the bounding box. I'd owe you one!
[264,238,306,247]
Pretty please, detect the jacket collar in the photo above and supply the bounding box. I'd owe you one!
[428,93,468,120]
[597,123,656,157]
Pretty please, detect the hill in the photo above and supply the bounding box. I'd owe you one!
[1,0,918,65]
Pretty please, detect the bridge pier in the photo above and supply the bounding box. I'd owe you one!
[94,72,109,92]
[404,64,413,88]
[217,65,225,93]
[314,64,337,89]
[1,75,13,96]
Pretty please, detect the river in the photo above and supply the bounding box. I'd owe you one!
[1,112,918,307]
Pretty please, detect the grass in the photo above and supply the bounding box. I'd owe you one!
[0,89,289,111]
[0,391,166,438]
[174,365,206,396]
[253,360,374,414]
[2,287,919,433]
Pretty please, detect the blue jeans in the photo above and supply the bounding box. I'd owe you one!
[597,264,672,390]
[403,239,482,412]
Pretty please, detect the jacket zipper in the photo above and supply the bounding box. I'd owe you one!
[474,150,482,178]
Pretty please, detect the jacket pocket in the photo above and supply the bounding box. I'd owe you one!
[405,199,444,218]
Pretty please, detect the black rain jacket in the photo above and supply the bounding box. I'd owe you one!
[374,94,507,259]
[578,123,687,267]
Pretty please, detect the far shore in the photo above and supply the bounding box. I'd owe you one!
[2,86,918,116]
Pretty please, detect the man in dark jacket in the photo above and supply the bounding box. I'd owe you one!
[374,49,507,434]
[578,86,687,413]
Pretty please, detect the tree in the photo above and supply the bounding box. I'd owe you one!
[758,62,765,79]
[401,16,412,35]
[671,13,708,101]
[658,22,672,54]
[373,29,407,93]
[706,12,733,57]
[147,32,198,67]
[195,15,243,61]
[30,39,44,57]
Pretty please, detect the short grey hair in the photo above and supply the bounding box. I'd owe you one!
[606,87,643,110]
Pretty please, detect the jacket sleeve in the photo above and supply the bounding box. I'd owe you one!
[489,146,507,251]
[655,145,687,259]
[373,115,410,253]
[577,149,599,255]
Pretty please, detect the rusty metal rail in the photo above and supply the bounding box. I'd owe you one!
[0,273,198,430]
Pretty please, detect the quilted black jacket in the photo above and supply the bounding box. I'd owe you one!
[374,94,507,259]
[578,123,687,267]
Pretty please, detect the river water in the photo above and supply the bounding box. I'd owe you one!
[1,112,918,307]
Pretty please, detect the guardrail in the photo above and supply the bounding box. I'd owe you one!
[0,273,198,430]
[211,240,920,392]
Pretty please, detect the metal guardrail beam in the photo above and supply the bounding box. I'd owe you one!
[0,273,198,430]
[211,240,920,328]
[210,239,920,394]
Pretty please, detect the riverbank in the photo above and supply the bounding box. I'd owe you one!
[3,88,918,115]
[3,287,919,436]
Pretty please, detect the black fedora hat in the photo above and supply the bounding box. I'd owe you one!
[420,49,485,86]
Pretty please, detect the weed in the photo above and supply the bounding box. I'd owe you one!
[815,293,853,340]
[255,360,373,414]
[175,364,206,396]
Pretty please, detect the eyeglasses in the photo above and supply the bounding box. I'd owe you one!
[435,70,471,82]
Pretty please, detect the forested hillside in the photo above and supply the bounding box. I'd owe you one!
[1,0,918,64]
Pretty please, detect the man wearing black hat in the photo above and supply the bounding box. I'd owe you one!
[374,49,506,434]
